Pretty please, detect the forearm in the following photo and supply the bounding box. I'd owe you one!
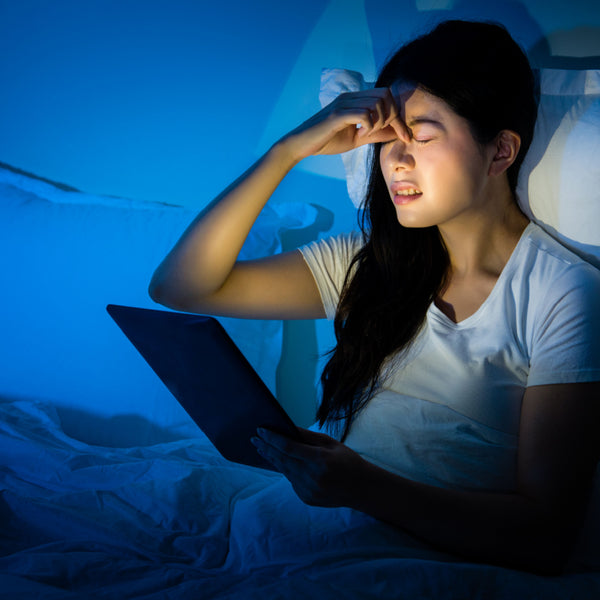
[350,458,577,574]
[254,426,583,573]
[149,140,299,306]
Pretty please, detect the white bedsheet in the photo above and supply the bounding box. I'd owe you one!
[1,399,599,599]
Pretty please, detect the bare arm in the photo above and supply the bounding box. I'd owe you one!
[254,381,600,574]
[149,144,326,319]
[149,88,408,319]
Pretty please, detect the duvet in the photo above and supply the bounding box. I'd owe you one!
[1,398,599,599]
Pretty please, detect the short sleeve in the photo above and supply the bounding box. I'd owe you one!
[299,232,362,320]
[528,262,600,386]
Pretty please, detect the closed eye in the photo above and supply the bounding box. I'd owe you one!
[408,127,434,145]
[408,117,444,144]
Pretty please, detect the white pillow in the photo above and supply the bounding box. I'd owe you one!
[517,69,600,268]
[320,67,600,268]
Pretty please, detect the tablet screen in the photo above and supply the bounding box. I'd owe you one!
[107,304,299,470]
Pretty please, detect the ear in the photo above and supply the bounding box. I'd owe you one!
[488,130,521,177]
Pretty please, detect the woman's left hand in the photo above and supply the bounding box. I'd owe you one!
[251,427,365,508]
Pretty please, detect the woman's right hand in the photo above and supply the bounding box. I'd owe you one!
[279,86,410,163]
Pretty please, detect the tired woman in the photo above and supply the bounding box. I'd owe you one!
[149,20,600,574]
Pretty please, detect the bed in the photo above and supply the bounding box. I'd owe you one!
[1,67,599,598]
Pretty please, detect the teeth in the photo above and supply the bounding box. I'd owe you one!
[395,189,421,196]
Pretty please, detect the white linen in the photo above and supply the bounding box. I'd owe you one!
[2,398,599,598]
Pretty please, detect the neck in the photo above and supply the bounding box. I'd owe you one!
[438,190,529,278]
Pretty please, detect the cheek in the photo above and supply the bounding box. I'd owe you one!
[378,154,394,197]
[428,146,484,192]
[446,138,489,182]
[379,152,389,178]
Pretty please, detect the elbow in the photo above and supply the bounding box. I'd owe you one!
[502,516,581,576]
[524,497,592,576]
[148,268,179,308]
[458,502,581,575]
[148,272,166,306]
[519,546,570,577]
[474,531,572,576]
[148,267,209,313]
[530,524,583,576]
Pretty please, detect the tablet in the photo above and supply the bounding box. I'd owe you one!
[106,304,299,470]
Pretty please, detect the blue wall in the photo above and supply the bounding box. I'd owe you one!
[1,0,599,212]
[1,0,599,429]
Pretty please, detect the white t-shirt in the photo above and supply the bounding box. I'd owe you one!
[300,222,600,491]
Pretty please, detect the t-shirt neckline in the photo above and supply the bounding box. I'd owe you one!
[429,221,535,329]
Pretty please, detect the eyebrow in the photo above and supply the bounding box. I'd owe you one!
[406,116,445,130]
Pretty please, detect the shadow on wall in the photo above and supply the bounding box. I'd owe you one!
[530,26,600,69]
[366,0,600,70]
[365,0,547,70]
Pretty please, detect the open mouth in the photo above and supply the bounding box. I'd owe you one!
[393,189,422,204]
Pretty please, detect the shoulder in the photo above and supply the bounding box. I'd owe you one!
[300,231,363,262]
[299,231,363,278]
[518,225,600,383]
[518,223,600,299]
[298,231,364,320]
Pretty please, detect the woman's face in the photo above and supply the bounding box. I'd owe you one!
[379,86,496,230]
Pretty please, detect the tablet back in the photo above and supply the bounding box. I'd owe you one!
[106,304,298,470]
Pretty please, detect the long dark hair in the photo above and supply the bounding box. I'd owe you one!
[317,20,538,440]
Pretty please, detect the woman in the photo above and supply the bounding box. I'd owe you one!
[149,21,600,573]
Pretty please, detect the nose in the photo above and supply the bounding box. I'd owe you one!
[382,140,415,171]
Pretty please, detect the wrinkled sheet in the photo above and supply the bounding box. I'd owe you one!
[1,399,599,599]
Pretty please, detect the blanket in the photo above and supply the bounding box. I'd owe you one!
[2,399,600,599]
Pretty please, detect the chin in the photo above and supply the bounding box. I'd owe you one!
[395,212,435,229]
